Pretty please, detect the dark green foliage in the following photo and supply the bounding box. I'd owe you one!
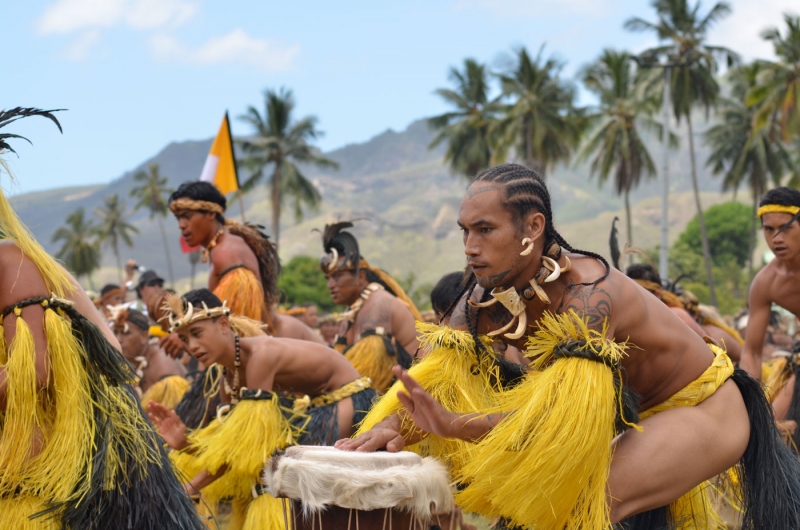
[674,201,753,268]
[277,255,338,311]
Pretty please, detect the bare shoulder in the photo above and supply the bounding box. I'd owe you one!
[355,289,394,331]
[210,232,255,271]
[748,262,776,303]
[446,284,479,330]
[557,280,613,331]
[273,314,325,344]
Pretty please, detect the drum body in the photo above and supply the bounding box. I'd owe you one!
[284,500,421,530]
[265,446,453,530]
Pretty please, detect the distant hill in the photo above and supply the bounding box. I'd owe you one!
[10,116,743,291]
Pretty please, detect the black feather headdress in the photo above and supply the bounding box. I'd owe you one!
[0,107,65,154]
[318,221,362,274]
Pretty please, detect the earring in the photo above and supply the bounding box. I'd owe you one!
[520,237,534,256]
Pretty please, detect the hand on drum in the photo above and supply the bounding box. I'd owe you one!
[335,366,458,452]
[148,402,189,450]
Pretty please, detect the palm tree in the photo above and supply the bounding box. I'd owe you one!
[94,194,139,283]
[237,87,339,252]
[428,59,499,179]
[52,208,101,288]
[625,0,739,306]
[747,14,800,141]
[706,63,793,280]
[578,50,663,250]
[494,46,584,179]
[130,164,175,285]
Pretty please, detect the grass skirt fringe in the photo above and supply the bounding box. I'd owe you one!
[141,374,191,411]
[214,266,266,323]
[456,311,630,529]
[344,334,397,393]
[0,497,59,529]
[356,322,508,474]
[0,297,203,529]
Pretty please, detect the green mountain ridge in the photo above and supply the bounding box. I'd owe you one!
[9,117,744,290]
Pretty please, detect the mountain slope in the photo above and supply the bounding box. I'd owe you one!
[10,117,739,289]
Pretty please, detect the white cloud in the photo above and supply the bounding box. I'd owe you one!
[708,0,798,61]
[37,0,126,35]
[62,29,102,60]
[36,0,197,35]
[452,0,609,18]
[150,29,300,72]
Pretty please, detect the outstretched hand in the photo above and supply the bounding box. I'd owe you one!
[392,365,458,439]
[148,402,188,450]
[160,333,186,359]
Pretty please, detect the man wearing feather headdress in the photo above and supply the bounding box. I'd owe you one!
[109,305,189,410]
[0,108,203,529]
[149,288,376,529]
[319,221,421,392]
[339,164,800,529]
[166,180,323,355]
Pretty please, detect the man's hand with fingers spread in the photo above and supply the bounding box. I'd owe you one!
[393,365,458,439]
[148,402,189,450]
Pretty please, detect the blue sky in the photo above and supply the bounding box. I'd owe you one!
[2,0,795,194]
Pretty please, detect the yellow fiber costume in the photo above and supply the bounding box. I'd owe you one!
[358,313,762,529]
[141,374,191,410]
[214,264,267,324]
[0,194,202,529]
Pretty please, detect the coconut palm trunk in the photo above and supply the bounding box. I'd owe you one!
[271,160,282,252]
[686,114,717,305]
[748,185,759,283]
[624,187,633,248]
[113,245,123,284]
[157,217,175,286]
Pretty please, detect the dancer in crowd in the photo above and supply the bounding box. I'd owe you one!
[150,288,375,530]
[340,164,800,529]
[110,306,189,410]
[0,107,202,530]
[626,263,743,363]
[741,187,800,447]
[320,221,421,391]
[167,181,323,345]
[95,283,127,318]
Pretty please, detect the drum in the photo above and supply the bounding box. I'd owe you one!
[264,446,454,530]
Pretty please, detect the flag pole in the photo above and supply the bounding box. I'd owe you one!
[225,110,246,223]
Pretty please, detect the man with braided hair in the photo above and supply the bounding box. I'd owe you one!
[339,163,800,529]
[319,221,421,392]
[741,187,800,446]
[167,181,322,350]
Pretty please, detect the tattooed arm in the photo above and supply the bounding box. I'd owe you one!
[557,282,613,330]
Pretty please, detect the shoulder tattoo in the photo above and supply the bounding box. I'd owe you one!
[557,283,613,330]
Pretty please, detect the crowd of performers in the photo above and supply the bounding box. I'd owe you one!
[6,110,800,530]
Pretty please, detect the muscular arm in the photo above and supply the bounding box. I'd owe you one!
[741,276,772,380]
[390,299,419,353]
[0,243,56,410]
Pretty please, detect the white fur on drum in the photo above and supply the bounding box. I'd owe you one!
[264,446,455,520]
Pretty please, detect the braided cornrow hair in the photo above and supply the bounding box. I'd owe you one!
[473,163,610,288]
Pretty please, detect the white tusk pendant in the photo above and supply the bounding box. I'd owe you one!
[520,238,534,256]
[542,256,562,283]
[504,311,528,340]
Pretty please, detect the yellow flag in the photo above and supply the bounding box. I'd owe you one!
[199,112,239,195]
